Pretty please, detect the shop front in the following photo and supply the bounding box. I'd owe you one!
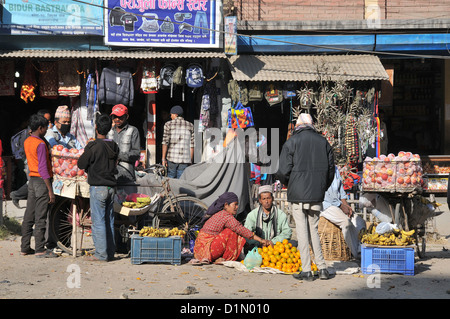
[0,50,227,198]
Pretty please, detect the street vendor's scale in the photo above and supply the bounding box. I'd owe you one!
[49,146,208,257]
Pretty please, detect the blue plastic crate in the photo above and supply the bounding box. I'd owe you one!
[130,235,182,265]
[361,244,415,276]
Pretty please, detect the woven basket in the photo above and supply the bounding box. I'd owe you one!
[318,217,352,261]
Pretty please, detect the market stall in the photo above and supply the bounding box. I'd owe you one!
[360,151,439,259]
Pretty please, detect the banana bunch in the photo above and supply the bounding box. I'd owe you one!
[122,197,151,209]
[139,226,187,238]
[360,227,415,246]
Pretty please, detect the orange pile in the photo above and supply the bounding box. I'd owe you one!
[257,239,318,273]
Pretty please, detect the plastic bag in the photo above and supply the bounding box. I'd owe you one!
[243,247,262,270]
[375,222,398,235]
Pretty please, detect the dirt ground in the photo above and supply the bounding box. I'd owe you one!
[1,198,450,305]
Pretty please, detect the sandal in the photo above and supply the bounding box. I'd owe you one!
[213,258,225,265]
[188,259,202,266]
[20,248,35,256]
[35,250,58,258]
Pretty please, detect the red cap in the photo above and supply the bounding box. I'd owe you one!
[111,104,128,117]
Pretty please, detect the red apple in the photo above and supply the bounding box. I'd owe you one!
[68,164,74,170]
[397,177,404,184]
[58,158,64,165]
[381,173,388,181]
[70,170,77,177]
[57,145,64,151]
[77,169,85,176]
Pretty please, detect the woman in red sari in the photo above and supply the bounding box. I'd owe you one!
[193,192,265,265]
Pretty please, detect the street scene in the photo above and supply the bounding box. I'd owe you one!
[0,0,450,305]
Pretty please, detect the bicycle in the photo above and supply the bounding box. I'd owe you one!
[49,164,208,256]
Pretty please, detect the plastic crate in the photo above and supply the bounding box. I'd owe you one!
[361,244,415,276]
[130,235,181,265]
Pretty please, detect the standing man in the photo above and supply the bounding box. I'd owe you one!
[107,104,140,189]
[162,105,194,179]
[45,105,83,150]
[20,114,57,258]
[276,113,335,281]
[321,166,366,259]
[78,114,120,262]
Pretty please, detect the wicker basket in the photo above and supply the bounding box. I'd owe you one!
[318,217,352,261]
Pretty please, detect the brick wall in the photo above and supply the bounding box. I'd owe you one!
[235,0,450,22]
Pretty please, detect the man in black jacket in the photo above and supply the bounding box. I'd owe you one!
[78,114,120,262]
[276,113,335,281]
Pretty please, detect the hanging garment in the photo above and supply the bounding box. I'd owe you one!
[86,73,97,121]
[0,61,15,96]
[198,93,210,132]
[39,61,58,98]
[21,60,37,103]
[58,60,81,96]
[98,66,134,107]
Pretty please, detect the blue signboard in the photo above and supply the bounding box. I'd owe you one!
[104,0,220,48]
[1,0,104,35]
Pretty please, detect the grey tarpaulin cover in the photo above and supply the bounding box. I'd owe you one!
[136,132,264,216]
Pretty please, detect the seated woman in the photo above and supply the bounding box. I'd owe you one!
[192,192,265,265]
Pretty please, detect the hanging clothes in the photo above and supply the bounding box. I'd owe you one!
[0,61,15,96]
[97,66,134,107]
[58,60,81,96]
[20,60,37,103]
[39,61,58,98]
[86,73,97,121]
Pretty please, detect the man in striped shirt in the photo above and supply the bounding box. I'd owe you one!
[20,114,57,258]
[161,105,194,178]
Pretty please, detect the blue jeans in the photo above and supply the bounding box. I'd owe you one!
[167,161,189,179]
[89,186,115,261]
[193,11,208,34]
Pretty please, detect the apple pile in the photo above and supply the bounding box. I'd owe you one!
[51,145,87,180]
[362,151,423,192]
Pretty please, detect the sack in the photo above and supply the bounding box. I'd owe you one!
[11,128,29,160]
[159,63,176,89]
[243,247,262,270]
[172,65,185,86]
[248,82,263,102]
[227,101,254,129]
[228,80,248,105]
[264,83,283,106]
[185,63,204,88]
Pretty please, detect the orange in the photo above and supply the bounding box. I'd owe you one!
[291,246,297,253]
[270,256,277,264]
[282,239,289,245]
[263,260,270,267]
[269,262,276,268]
[262,246,268,253]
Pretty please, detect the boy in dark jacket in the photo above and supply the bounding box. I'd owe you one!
[78,114,119,261]
[276,113,334,281]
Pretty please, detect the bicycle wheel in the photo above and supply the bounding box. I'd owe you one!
[152,196,208,246]
[49,196,93,255]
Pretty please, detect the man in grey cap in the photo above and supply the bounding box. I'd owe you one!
[244,185,292,250]
[161,105,194,178]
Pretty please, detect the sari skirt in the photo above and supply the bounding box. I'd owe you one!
[194,228,246,262]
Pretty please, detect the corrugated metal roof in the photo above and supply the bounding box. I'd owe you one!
[0,50,227,59]
[228,54,389,81]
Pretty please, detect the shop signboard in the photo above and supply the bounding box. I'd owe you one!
[0,0,104,35]
[104,0,221,48]
[224,15,236,55]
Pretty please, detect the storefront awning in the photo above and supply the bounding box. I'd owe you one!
[227,54,389,82]
[0,50,227,60]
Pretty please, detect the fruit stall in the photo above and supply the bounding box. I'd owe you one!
[50,145,156,257]
[360,150,441,260]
